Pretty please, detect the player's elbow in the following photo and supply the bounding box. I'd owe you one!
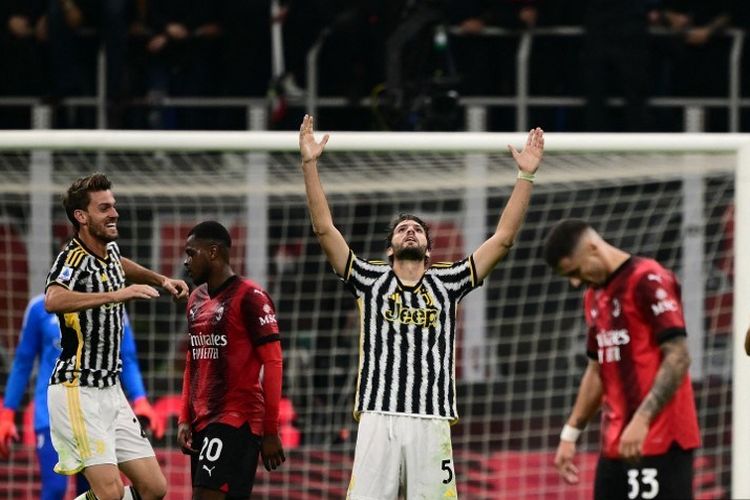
[44,289,62,313]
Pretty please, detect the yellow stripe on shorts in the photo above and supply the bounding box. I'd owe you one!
[65,386,91,459]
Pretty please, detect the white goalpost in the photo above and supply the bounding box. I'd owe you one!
[0,130,747,499]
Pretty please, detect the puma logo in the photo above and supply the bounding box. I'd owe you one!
[203,464,215,477]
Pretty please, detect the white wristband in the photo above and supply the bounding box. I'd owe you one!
[560,424,582,443]
[517,171,536,183]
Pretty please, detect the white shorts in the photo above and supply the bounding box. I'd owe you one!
[47,383,155,475]
[347,412,458,500]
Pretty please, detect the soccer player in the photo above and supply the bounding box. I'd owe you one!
[298,114,544,499]
[543,219,701,500]
[0,294,165,500]
[45,172,189,500]
[178,221,285,499]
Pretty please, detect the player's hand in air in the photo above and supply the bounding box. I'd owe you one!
[177,422,196,455]
[0,407,19,459]
[133,397,165,440]
[618,412,649,461]
[508,127,544,175]
[261,434,286,471]
[161,277,189,302]
[299,114,329,164]
[554,439,579,485]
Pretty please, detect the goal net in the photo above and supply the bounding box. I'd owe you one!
[0,131,747,499]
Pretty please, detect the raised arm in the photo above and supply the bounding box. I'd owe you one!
[299,114,350,276]
[472,127,544,281]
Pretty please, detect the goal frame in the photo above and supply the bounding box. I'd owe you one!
[0,130,748,496]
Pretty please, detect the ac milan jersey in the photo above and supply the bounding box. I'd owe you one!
[584,257,700,458]
[184,276,280,434]
[340,250,481,421]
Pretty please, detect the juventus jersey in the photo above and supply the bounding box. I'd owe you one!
[46,238,127,388]
[340,250,481,421]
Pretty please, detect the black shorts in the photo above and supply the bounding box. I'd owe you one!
[594,444,694,500]
[190,422,261,499]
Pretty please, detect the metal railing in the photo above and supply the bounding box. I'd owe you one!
[0,26,745,132]
[306,25,746,132]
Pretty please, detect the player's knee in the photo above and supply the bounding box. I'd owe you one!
[92,479,125,500]
[136,472,167,499]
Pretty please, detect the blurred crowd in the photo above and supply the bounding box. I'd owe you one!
[1,0,749,131]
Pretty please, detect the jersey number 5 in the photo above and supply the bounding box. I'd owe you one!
[441,459,454,484]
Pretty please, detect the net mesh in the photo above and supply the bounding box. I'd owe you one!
[0,148,735,499]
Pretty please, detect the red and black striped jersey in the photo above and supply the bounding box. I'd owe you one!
[183,276,281,434]
[584,257,700,458]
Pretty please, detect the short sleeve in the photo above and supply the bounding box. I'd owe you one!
[634,268,687,343]
[584,291,599,360]
[45,246,87,290]
[337,249,390,298]
[428,255,482,302]
[241,287,280,347]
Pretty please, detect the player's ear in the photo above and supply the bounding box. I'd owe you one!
[74,209,88,226]
[387,246,394,258]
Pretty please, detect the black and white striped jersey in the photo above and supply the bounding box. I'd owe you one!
[340,249,481,421]
[46,238,127,388]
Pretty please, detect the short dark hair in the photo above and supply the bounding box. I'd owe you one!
[542,218,592,268]
[188,220,232,248]
[63,172,112,230]
[385,213,433,251]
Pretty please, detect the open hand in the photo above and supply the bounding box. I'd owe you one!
[554,439,579,484]
[299,114,329,164]
[261,434,286,471]
[508,127,544,174]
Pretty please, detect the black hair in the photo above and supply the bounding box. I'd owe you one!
[542,219,592,269]
[63,172,112,230]
[188,220,232,248]
[385,213,433,251]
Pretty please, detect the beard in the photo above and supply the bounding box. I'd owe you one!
[394,244,427,262]
[89,220,119,242]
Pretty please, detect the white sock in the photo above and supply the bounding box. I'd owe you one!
[72,486,138,500]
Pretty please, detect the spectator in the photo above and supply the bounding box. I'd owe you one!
[0,0,48,128]
[47,0,132,127]
[662,0,732,99]
[219,0,271,129]
[580,0,658,131]
[145,0,223,129]
[447,0,538,97]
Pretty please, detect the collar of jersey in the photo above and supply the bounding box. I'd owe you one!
[208,274,239,298]
[598,255,634,288]
[393,272,423,292]
[73,236,109,262]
